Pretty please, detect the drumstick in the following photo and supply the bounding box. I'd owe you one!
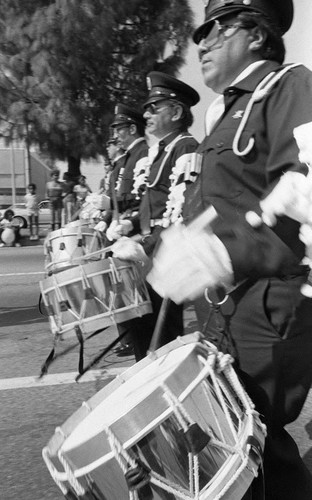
[147,297,171,356]
[148,207,218,356]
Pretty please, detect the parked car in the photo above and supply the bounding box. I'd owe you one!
[8,200,51,228]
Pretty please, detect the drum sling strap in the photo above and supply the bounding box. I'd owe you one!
[39,324,111,378]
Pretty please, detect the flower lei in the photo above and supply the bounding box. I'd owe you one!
[162,151,202,227]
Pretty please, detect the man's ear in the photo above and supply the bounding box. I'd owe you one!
[248,25,266,52]
[171,103,184,122]
[129,123,137,135]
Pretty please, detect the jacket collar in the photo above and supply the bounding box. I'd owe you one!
[224,60,283,95]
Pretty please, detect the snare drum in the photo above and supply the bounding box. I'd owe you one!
[44,224,106,273]
[43,333,266,500]
[40,258,152,340]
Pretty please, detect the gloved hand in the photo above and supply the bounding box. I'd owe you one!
[106,220,134,241]
[94,220,107,232]
[111,237,148,262]
[259,171,312,227]
[147,223,233,304]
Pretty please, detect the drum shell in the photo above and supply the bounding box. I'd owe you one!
[44,225,106,273]
[40,258,152,339]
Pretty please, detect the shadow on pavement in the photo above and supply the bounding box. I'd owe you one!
[0,305,48,327]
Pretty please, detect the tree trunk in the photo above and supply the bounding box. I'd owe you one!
[67,155,81,181]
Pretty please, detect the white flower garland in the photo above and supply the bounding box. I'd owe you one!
[162,152,202,227]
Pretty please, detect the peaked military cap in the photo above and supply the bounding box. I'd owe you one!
[111,103,145,128]
[193,0,293,44]
[144,71,200,108]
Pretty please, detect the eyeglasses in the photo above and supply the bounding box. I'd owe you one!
[198,19,243,49]
[144,103,173,115]
[114,124,130,133]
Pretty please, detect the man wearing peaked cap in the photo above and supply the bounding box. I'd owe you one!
[110,71,200,360]
[110,103,146,128]
[144,71,200,108]
[193,0,293,44]
[147,1,312,499]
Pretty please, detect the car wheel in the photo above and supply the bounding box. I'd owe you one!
[13,216,28,229]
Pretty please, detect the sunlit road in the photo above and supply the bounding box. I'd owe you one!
[0,245,312,499]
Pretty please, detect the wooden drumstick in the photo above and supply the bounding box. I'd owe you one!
[147,297,171,357]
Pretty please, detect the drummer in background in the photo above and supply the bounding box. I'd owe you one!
[105,137,127,196]
[61,172,76,225]
[45,168,63,230]
[110,73,199,360]
[98,138,126,225]
[98,157,112,196]
[104,105,149,357]
[147,1,312,498]
[72,174,92,220]
[109,104,148,221]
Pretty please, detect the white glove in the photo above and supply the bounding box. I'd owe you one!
[147,224,233,304]
[259,171,312,227]
[111,237,148,262]
[106,220,134,241]
[94,220,107,232]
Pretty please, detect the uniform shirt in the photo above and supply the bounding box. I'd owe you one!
[184,61,312,283]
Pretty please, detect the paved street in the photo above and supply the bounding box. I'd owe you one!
[0,242,312,499]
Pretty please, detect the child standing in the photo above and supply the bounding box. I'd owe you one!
[24,183,40,240]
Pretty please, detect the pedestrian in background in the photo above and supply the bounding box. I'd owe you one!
[45,168,63,230]
[0,209,21,247]
[24,183,39,240]
[72,175,92,217]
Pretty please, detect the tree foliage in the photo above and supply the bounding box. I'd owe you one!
[0,0,195,174]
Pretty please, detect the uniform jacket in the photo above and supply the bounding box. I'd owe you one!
[184,61,312,283]
[117,138,148,214]
[139,130,198,255]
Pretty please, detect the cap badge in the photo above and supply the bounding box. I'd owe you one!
[147,76,152,91]
[243,0,251,4]
[114,105,118,114]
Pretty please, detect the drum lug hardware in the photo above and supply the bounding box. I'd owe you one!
[77,238,83,248]
[83,287,95,300]
[181,422,211,454]
[60,242,66,250]
[125,459,152,496]
[59,300,71,312]
[64,490,78,500]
